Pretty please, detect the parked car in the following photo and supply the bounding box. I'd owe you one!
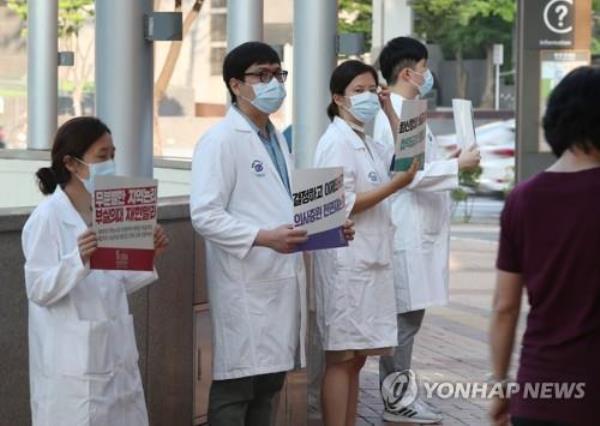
[436,119,515,195]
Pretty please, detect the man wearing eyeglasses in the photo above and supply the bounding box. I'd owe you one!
[190,42,307,425]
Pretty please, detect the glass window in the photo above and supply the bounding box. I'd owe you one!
[210,13,227,43]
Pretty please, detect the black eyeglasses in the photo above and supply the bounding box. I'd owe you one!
[244,70,289,83]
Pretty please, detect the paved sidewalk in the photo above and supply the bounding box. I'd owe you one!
[355,224,526,426]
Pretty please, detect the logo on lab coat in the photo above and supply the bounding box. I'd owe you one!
[368,170,380,184]
[251,160,266,176]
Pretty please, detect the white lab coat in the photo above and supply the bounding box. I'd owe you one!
[373,93,459,313]
[313,117,397,351]
[190,107,306,381]
[22,186,158,426]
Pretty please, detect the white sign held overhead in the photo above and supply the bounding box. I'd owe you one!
[452,99,477,149]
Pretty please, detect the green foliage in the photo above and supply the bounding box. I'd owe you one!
[7,0,94,38]
[412,0,516,60]
[338,0,372,49]
[593,0,600,55]
[451,166,482,223]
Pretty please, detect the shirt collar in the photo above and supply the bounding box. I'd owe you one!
[233,105,274,140]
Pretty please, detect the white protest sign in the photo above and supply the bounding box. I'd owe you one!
[452,98,477,148]
[394,99,427,172]
[292,167,348,251]
[91,175,158,271]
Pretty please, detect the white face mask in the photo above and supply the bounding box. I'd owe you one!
[409,68,434,97]
[344,91,381,124]
[75,158,116,194]
[241,78,287,114]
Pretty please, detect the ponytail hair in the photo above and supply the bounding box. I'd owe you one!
[327,60,379,121]
[36,116,111,195]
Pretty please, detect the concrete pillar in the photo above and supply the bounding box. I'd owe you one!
[372,0,413,57]
[227,0,263,50]
[95,0,154,178]
[27,0,58,150]
[293,0,338,168]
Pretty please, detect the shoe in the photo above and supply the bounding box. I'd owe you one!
[382,398,443,424]
[418,396,442,415]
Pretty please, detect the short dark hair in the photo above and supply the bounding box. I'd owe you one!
[327,60,379,121]
[222,41,281,103]
[543,66,600,157]
[377,37,428,85]
[36,116,111,195]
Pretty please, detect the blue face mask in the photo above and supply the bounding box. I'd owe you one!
[76,158,116,194]
[410,68,434,97]
[245,78,287,114]
[345,91,381,124]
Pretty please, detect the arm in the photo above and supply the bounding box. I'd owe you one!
[488,270,523,426]
[118,269,159,294]
[190,136,261,259]
[22,214,90,306]
[352,164,417,215]
[377,92,459,192]
[407,158,459,192]
[489,270,523,380]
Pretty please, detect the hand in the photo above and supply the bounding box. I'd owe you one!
[378,86,399,132]
[458,145,481,170]
[449,148,462,159]
[489,396,510,426]
[342,219,355,242]
[256,225,309,254]
[391,158,420,191]
[154,225,169,258]
[77,229,98,265]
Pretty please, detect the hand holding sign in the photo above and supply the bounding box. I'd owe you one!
[379,86,400,135]
[342,219,355,242]
[153,225,169,258]
[256,225,309,254]
[391,158,420,190]
[457,145,482,171]
[78,229,98,265]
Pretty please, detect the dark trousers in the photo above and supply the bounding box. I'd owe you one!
[512,417,569,426]
[207,372,286,426]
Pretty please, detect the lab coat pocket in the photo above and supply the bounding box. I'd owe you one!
[119,314,140,364]
[242,246,295,282]
[54,319,113,376]
[340,229,392,270]
[419,193,447,241]
[244,277,297,368]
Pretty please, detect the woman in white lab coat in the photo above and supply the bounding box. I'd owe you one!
[313,60,418,426]
[22,117,169,426]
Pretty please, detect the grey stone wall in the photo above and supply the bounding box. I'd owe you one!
[0,198,195,426]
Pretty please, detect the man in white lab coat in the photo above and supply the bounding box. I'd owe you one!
[191,41,345,426]
[373,37,481,424]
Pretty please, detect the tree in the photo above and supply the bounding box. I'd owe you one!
[338,0,372,49]
[412,0,516,105]
[593,0,600,55]
[7,0,95,116]
[153,0,205,156]
[7,0,206,155]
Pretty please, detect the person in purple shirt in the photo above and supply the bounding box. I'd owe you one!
[489,66,600,426]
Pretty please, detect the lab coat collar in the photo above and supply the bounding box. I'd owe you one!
[53,186,85,227]
[227,105,269,134]
[226,106,293,196]
[332,116,372,151]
